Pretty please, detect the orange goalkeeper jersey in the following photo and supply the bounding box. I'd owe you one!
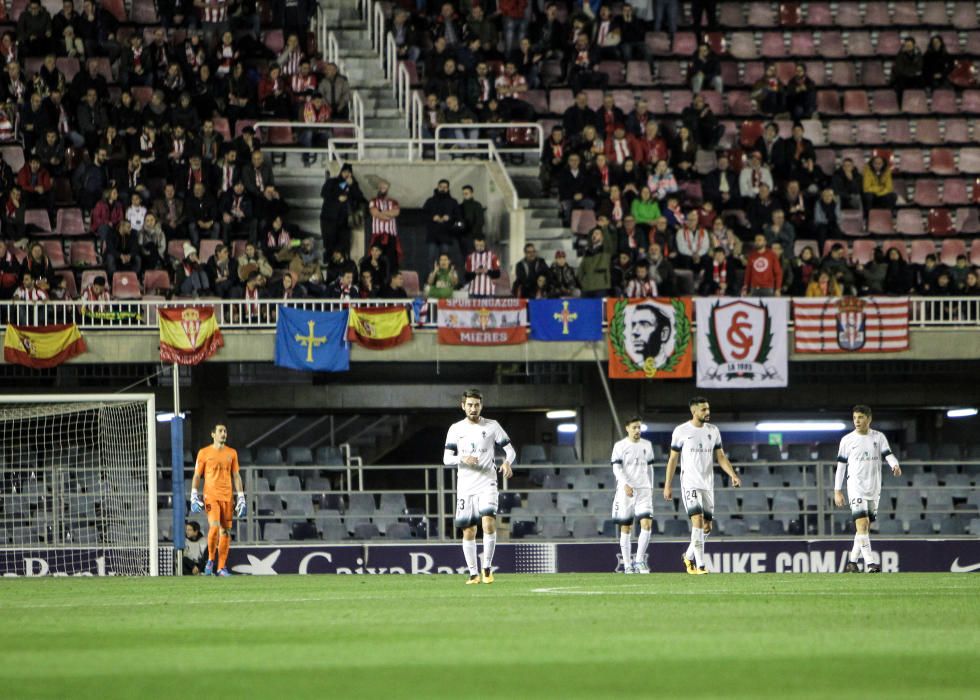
[194,445,240,501]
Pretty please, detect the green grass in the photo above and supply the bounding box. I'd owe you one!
[1,574,978,699]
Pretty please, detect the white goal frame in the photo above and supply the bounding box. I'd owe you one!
[0,393,158,576]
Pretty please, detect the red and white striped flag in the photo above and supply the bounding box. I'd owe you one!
[793,297,909,353]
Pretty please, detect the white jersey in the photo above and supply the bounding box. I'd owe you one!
[443,417,517,497]
[834,429,897,497]
[670,421,723,491]
[611,437,656,489]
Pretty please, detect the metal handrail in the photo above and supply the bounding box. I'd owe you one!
[434,123,545,160]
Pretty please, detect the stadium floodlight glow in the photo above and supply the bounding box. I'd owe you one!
[155,411,186,423]
[755,421,847,432]
[946,408,978,419]
[557,423,579,434]
[640,424,649,432]
[546,410,577,420]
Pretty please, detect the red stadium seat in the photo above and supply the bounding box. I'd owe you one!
[871,90,899,115]
[841,209,867,236]
[805,2,833,25]
[198,239,222,262]
[638,91,667,114]
[914,119,942,145]
[829,62,856,87]
[861,61,888,87]
[263,30,284,54]
[70,241,99,267]
[779,2,802,26]
[1,145,25,172]
[970,239,980,266]
[895,148,926,174]
[842,91,870,115]
[949,60,977,89]
[400,270,420,297]
[729,33,759,60]
[748,2,777,25]
[705,32,727,54]
[548,89,574,114]
[846,32,874,58]
[25,209,52,234]
[112,272,141,299]
[101,0,126,22]
[571,209,597,235]
[212,117,232,141]
[892,1,920,24]
[727,90,755,116]
[932,148,961,175]
[901,90,929,115]
[853,120,882,144]
[909,240,936,264]
[56,208,85,237]
[656,60,685,86]
[130,0,159,23]
[816,90,841,115]
[940,239,967,266]
[741,61,765,87]
[612,90,635,113]
[928,209,956,236]
[955,207,980,234]
[836,2,863,25]
[80,269,108,291]
[951,2,979,29]
[41,240,66,268]
[793,239,818,257]
[816,31,846,58]
[142,269,171,294]
[864,1,891,24]
[739,121,764,149]
[56,270,77,299]
[597,61,624,85]
[822,239,847,257]
[941,180,969,205]
[868,209,894,235]
[961,90,980,113]
[945,119,970,143]
[760,32,786,59]
[626,62,654,86]
[673,33,699,55]
[913,180,942,207]
[931,89,958,114]
[805,60,827,86]
[895,210,925,236]
[264,123,295,145]
[828,121,855,145]
[667,89,692,112]
[884,120,911,144]
[720,4,745,26]
[851,239,877,265]
[167,239,190,261]
[583,90,603,110]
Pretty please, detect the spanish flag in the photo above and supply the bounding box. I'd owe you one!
[4,324,87,368]
[158,306,224,365]
[346,306,412,349]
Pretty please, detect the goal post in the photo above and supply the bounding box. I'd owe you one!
[0,394,160,576]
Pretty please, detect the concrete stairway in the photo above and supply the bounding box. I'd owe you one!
[509,165,577,261]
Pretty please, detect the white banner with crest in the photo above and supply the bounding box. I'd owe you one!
[696,298,789,388]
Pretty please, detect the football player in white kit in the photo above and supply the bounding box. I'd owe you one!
[443,389,516,585]
[611,416,657,574]
[663,397,741,574]
[834,405,902,573]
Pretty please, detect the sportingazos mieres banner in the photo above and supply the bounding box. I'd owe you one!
[696,297,789,388]
[606,297,693,379]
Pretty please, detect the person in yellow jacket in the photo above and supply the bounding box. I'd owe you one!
[861,155,897,213]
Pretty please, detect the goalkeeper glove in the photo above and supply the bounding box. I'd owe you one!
[190,490,204,513]
[235,494,247,517]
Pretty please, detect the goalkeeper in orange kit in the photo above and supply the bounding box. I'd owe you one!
[190,424,245,576]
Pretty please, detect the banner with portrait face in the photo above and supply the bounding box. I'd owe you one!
[695,297,789,388]
[606,298,693,379]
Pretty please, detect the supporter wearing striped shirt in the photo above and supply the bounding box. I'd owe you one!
[368,180,401,268]
[13,273,49,302]
[465,237,500,299]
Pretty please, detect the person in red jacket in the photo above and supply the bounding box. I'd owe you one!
[742,233,783,297]
[16,156,54,221]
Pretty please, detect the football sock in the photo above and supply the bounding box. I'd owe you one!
[636,528,651,565]
[859,534,875,569]
[692,527,705,568]
[207,526,219,561]
[849,534,862,563]
[217,534,230,570]
[482,533,497,570]
[619,532,632,568]
[685,528,698,560]
[462,538,479,575]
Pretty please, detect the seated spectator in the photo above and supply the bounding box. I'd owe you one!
[125,192,147,233]
[630,186,661,231]
[591,153,614,199]
[771,241,795,296]
[670,125,698,180]
[465,236,501,298]
[17,156,54,220]
[242,271,267,316]
[709,217,743,262]
[742,233,782,297]
[328,269,358,300]
[173,244,208,296]
[237,241,273,282]
[286,238,321,289]
[182,522,207,575]
[138,213,166,271]
[626,259,658,297]
[380,270,408,299]
[792,155,828,202]
[562,90,598,137]
[359,243,390,291]
[106,220,140,278]
[626,97,657,138]
[615,157,643,197]
[783,179,808,233]
[812,187,842,251]
[91,186,124,250]
[923,35,953,89]
[680,94,723,150]
[527,272,557,299]
[646,241,676,295]
[752,64,784,116]
[739,151,774,199]
[703,153,741,211]
[785,63,817,120]
[690,43,723,94]
[637,121,669,169]
[605,124,641,168]
[425,253,459,299]
[753,122,780,166]
[494,61,535,121]
[596,94,626,139]
[832,158,863,210]
[13,272,49,302]
[571,124,604,167]
[774,122,815,182]
[647,159,679,201]
[578,227,613,298]
[206,243,239,299]
[857,247,887,295]
[532,2,566,63]
[746,183,778,232]
[558,153,596,225]
[21,242,56,287]
[359,270,378,299]
[949,254,971,290]
[599,184,628,227]
[611,251,634,297]
[151,183,187,241]
[566,35,605,93]
[763,208,796,251]
[821,243,857,294]
[891,37,923,102]
[962,269,980,295]
[790,245,819,296]
[674,210,711,271]
[550,250,580,297]
[914,253,940,294]
[219,180,255,242]
[862,155,897,212]
[805,269,843,297]
[186,181,220,247]
[698,247,733,296]
[80,275,111,311]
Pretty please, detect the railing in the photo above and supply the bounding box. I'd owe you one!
[909,296,980,326]
[148,460,980,544]
[2,297,978,331]
[434,123,544,162]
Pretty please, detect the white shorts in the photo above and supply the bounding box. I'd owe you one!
[612,487,654,525]
[681,486,714,521]
[849,493,879,522]
[454,489,498,529]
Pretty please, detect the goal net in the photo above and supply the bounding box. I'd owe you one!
[0,395,160,576]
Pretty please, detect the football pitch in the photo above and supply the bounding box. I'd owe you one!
[1,574,978,699]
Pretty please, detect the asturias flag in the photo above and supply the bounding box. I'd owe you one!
[4,324,87,368]
[275,306,349,372]
[529,299,603,341]
[347,306,412,349]
[158,307,224,365]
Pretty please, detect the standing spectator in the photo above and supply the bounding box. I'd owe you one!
[80,275,111,311]
[742,233,782,297]
[533,2,565,62]
[241,150,273,198]
[785,63,817,120]
[862,155,897,213]
[17,156,54,222]
[562,91,598,136]
[578,227,614,298]
[689,43,723,95]
[674,210,711,271]
[90,185,123,247]
[0,240,20,300]
[423,178,462,264]
[550,250,579,297]
[318,62,350,119]
[13,271,49,302]
[654,0,679,48]
[923,35,953,89]
[813,187,843,252]
[771,241,795,296]
[753,122,780,165]
[558,153,597,225]
[119,34,154,89]
[319,163,365,257]
[892,37,923,102]
[465,236,501,298]
[368,179,401,269]
[790,245,819,296]
[499,0,529,56]
[459,185,485,256]
[763,208,796,251]
[832,157,863,210]
[774,122,815,182]
[392,9,421,63]
[647,242,676,295]
[618,4,649,65]
[698,246,732,296]
[425,253,458,299]
[17,1,53,58]
[105,220,140,278]
[513,243,549,298]
[747,183,779,233]
[592,5,622,60]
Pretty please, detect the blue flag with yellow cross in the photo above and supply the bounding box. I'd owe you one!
[528,299,604,341]
[274,307,350,372]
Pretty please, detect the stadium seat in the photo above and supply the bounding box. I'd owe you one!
[263,522,290,541]
[314,446,344,465]
[958,148,980,174]
[817,31,846,58]
[556,492,585,515]
[816,90,841,115]
[894,149,926,174]
[760,32,786,59]
[256,446,283,465]
[385,522,413,539]
[167,239,190,261]
[842,91,870,115]
[914,180,942,207]
[728,445,754,463]
[142,269,170,295]
[729,33,758,60]
[867,210,894,235]
[877,518,905,535]
[55,208,85,237]
[347,493,377,516]
[663,520,689,537]
[274,475,301,494]
[864,1,891,24]
[551,445,578,464]
[40,240,65,269]
[110,272,140,299]
[909,240,936,265]
[758,519,786,536]
[521,444,548,464]
[956,207,980,234]
[895,210,925,236]
[970,239,980,266]
[928,209,956,237]
[827,121,854,145]
[851,239,877,265]
[24,209,52,234]
[940,239,967,266]
[847,32,875,58]
[79,269,108,292]
[352,522,380,540]
[748,2,777,25]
